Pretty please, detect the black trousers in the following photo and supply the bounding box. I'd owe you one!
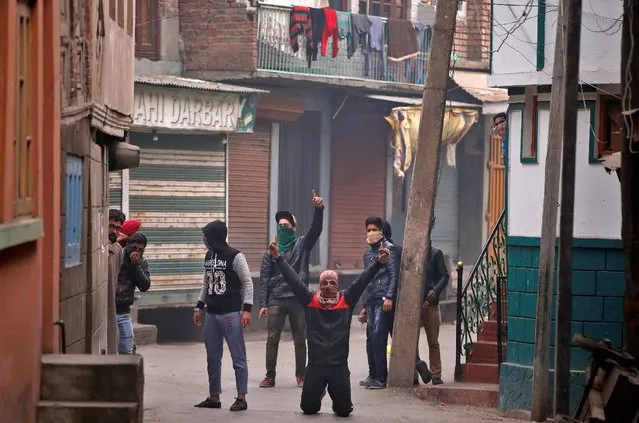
[300,363,353,417]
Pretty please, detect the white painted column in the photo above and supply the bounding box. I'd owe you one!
[269,123,280,241]
[122,169,130,217]
[318,109,331,268]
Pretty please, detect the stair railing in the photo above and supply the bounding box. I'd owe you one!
[454,209,507,381]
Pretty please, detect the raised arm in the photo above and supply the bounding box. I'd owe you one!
[345,261,383,307]
[304,190,325,251]
[259,252,273,309]
[345,246,390,307]
[273,256,314,305]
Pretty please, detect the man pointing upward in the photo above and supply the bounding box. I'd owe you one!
[259,189,325,388]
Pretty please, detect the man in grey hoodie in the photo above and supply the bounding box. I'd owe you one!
[193,220,253,412]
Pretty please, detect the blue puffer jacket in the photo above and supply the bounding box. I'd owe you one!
[362,238,400,303]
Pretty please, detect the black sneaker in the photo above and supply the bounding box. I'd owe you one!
[359,376,375,387]
[230,398,248,412]
[366,380,387,390]
[194,398,221,408]
[432,378,443,385]
[416,360,432,385]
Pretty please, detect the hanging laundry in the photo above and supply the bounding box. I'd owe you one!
[336,11,354,58]
[321,8,339,58]
[289,6,312,54]
[308,8,325,66]
[387,18,420,62]
[412,22,431,84]
[368,15,386,78]
[350,14,371,54]
[350,14,371,76]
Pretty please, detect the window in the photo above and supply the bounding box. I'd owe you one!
[109,0,133,32]
[520,94,538,163]
[135,0,159,60]
[359,0,409,18]
[14,1,34,217]
[65,155,83,267]
[329,0,348,11]
[596,97,623,158]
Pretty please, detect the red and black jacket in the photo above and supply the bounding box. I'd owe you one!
[274,256,382,367]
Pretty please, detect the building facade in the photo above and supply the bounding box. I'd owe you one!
[59,0,137,354]
[488,0,625,412]
[0,0,61,421]
[127,0,504,337]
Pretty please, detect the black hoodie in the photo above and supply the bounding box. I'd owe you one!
[196,221,254,314]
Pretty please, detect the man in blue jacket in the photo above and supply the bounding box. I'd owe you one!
[358,217,400,389]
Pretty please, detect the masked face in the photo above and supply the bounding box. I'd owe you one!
[366,224,383,245]
[318,271,339,307]
[277,224,297,252]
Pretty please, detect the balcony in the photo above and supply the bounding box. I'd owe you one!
[255,4,490,89]
[257,5,429,89]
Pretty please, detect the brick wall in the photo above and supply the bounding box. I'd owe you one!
[179,0,257,72]
[499,236,625,412]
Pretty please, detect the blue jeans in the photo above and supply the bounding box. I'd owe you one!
[365,300,394,383]
[117,313,135,354]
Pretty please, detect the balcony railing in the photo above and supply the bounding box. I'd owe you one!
[256,3,490,86]
[257,5,430,86]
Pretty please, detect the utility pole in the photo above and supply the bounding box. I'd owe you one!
[554,0,582,415]
[620,0,639,360]
[530,0,566,419]
[387,0,459,387]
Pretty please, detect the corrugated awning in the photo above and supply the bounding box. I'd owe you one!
[135,74,269,94]
[365,94,481,109]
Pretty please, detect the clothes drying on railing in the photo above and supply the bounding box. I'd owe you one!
[286,5,432,76]
[387,18,420,62]
[368,16,386,78]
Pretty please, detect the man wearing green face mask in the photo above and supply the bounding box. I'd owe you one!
[259,189,325,389]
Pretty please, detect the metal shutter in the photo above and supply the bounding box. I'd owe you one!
[432,152,459,261]
[329,114,388,269]
[227,120,271,272]
[127,132,226,289]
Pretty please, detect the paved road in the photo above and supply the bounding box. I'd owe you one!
[140,320,518,422]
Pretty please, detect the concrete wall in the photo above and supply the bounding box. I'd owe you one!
[489,0,622,87]
[507,92,621,239]
[135,0,184,76]
[500,90,625,412]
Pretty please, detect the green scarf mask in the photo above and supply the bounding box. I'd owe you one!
[277,226,297,252]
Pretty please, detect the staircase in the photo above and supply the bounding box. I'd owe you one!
[37,354,144,423]
[415,210,507,408]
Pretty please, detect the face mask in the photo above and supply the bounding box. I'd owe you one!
[366,230,383,245]
[109,233,117,244]
[318,281,339,307]
[277,226,296,252]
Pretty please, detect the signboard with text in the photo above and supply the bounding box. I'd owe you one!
[133,84,258,133]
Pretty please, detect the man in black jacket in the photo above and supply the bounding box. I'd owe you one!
[268,240,389,417]
[116,232,151,355]
[259,190,324,388]
[357,217,399,390]
[421,240,450,385]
